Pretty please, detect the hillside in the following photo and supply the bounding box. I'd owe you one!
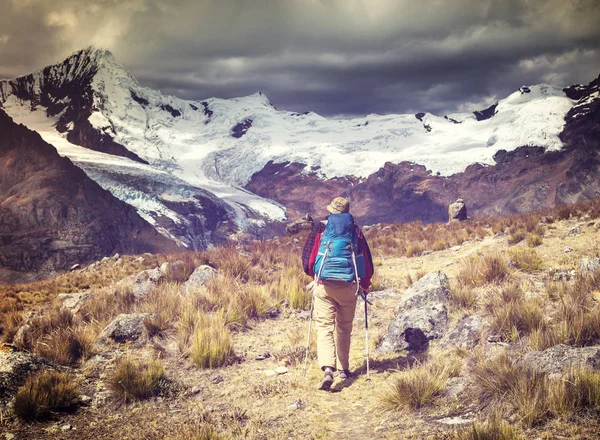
[1,199,600,439]
[0,110,176,278]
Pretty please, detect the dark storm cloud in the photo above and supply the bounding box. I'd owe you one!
[1,0,599,116]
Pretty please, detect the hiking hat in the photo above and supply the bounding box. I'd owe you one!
[327,197,350,214]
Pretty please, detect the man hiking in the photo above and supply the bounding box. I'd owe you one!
[302,197,374,390]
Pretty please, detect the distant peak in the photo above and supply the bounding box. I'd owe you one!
[245,91,272,106]
[70,46,116,65]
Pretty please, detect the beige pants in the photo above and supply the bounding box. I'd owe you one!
[314,281,358,371]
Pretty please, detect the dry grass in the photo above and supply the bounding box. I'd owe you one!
[526,234,543,247]
[508,248,544,272]
[456,254,510,287]
[450,285,478,310]
[485,283,543,341]
[381,356,461,410]
[186,312,234,369]
[108,357,166,403]
[453,415,523,440]
[13,371,79,422]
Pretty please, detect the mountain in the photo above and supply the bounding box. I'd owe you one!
[0,110,177,275]
[1,47,599,244]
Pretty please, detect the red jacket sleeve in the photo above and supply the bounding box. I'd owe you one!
[357,227,374,290]
[307,232,321,278]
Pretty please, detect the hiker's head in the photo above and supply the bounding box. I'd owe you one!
[327,197,350,214]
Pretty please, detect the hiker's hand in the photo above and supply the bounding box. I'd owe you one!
[360,286,370,295]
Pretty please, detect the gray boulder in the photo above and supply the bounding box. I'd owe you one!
[379,271,451,352]
[1,350,52,407]
[440,315,490,349]
[579,258,600,273]
[97,313,156,343]
[159,260,187,278]
[516,344,600,378]
[184,265,217,292]
[57,292,90,314]
[120,267,165,300]
[448,199,467,223]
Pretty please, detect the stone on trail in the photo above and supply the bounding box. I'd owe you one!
[97,313,156,343]
[378,271,451,353]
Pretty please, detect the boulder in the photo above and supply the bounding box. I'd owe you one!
[97,313,155,343]
[120,267,165,300]
[159,260,187,277]
[12,325,33,350]
[0,349,53,407]
[448,199,467,223]
[516,344,600,378]
[378,271,451,353]
[579,258,600,273]
[184,265,218,292]
[440,315,490,349]
[286,215,314,236]
[57,292,90,314]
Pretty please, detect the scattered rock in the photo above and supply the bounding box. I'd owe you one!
[4,433,15,440]
[539,216,554,224]
[61,424,72,432]
[79,394,92,404]
[516,344,600,378]
[568,226,581,236]
[552,269,576,281]
[97,313,156,343]
[579,258,600,272]
[190,386,201,394]
[378,272,450,353]
[293,238,299,244]
[69,263,81,271]
[255,353,271,361]
[563,246,573,253]
[286,215,314,236]
[264,370,278,377]
[436,413,475,426]
[274,366,288,375]
[369,289,400,299]
[450,245,461,252]
[211,374,223,384]
[184,265,217,292]
[57,292,90,313]
[288,399,304,410]
[448,198,467,223]
[120,267,165,300]
[159,260,187,277]
[112,253,121,261]
[440,315,490,349]
[101,257,110,263]
[12,324,33,350]
[507,260,517,269]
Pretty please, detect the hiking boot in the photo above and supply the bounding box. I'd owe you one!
[338,370,351,380]
[317,371,334,391]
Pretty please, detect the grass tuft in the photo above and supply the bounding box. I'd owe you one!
[108,357,166,403]
[13,371,79,422]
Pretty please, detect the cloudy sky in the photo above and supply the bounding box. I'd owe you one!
[1,0,599,116]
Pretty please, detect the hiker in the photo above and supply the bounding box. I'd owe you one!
[301,197,374,390]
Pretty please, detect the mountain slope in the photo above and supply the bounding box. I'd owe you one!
[0,110,176,273]
[1,47,598,238]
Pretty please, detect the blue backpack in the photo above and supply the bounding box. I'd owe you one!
[313,213,366,282]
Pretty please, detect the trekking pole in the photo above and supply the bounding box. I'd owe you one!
[302,284,315,377]
[364,291,370,381]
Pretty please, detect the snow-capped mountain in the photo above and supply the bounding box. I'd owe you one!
[1,47,599,245]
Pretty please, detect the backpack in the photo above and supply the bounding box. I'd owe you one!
[313,213,366,282]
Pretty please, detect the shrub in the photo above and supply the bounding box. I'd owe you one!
[140,282,182,335]
[486,285,543,340]
[457,255,510,287]
[526,234,542,247]
[453,415,523,440]
[450,285,478,310]
[35,326,97,366]
[473,353,551,427]
[405,243,423,258]
[13,371,79,422]
[508,230,526,245]
[508,249,543,272]
[108,357,165,403]
[381,358,459,410]
[190,313,234,369]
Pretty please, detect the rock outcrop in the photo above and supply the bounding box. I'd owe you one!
[0,348,53,407]
[378,271,451,353]
[448,198,468,222]
[184,265,218,292]
[516,344,600,377]
[0,110,177,272]
[286,215,314,236]
[440,315,490,349]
